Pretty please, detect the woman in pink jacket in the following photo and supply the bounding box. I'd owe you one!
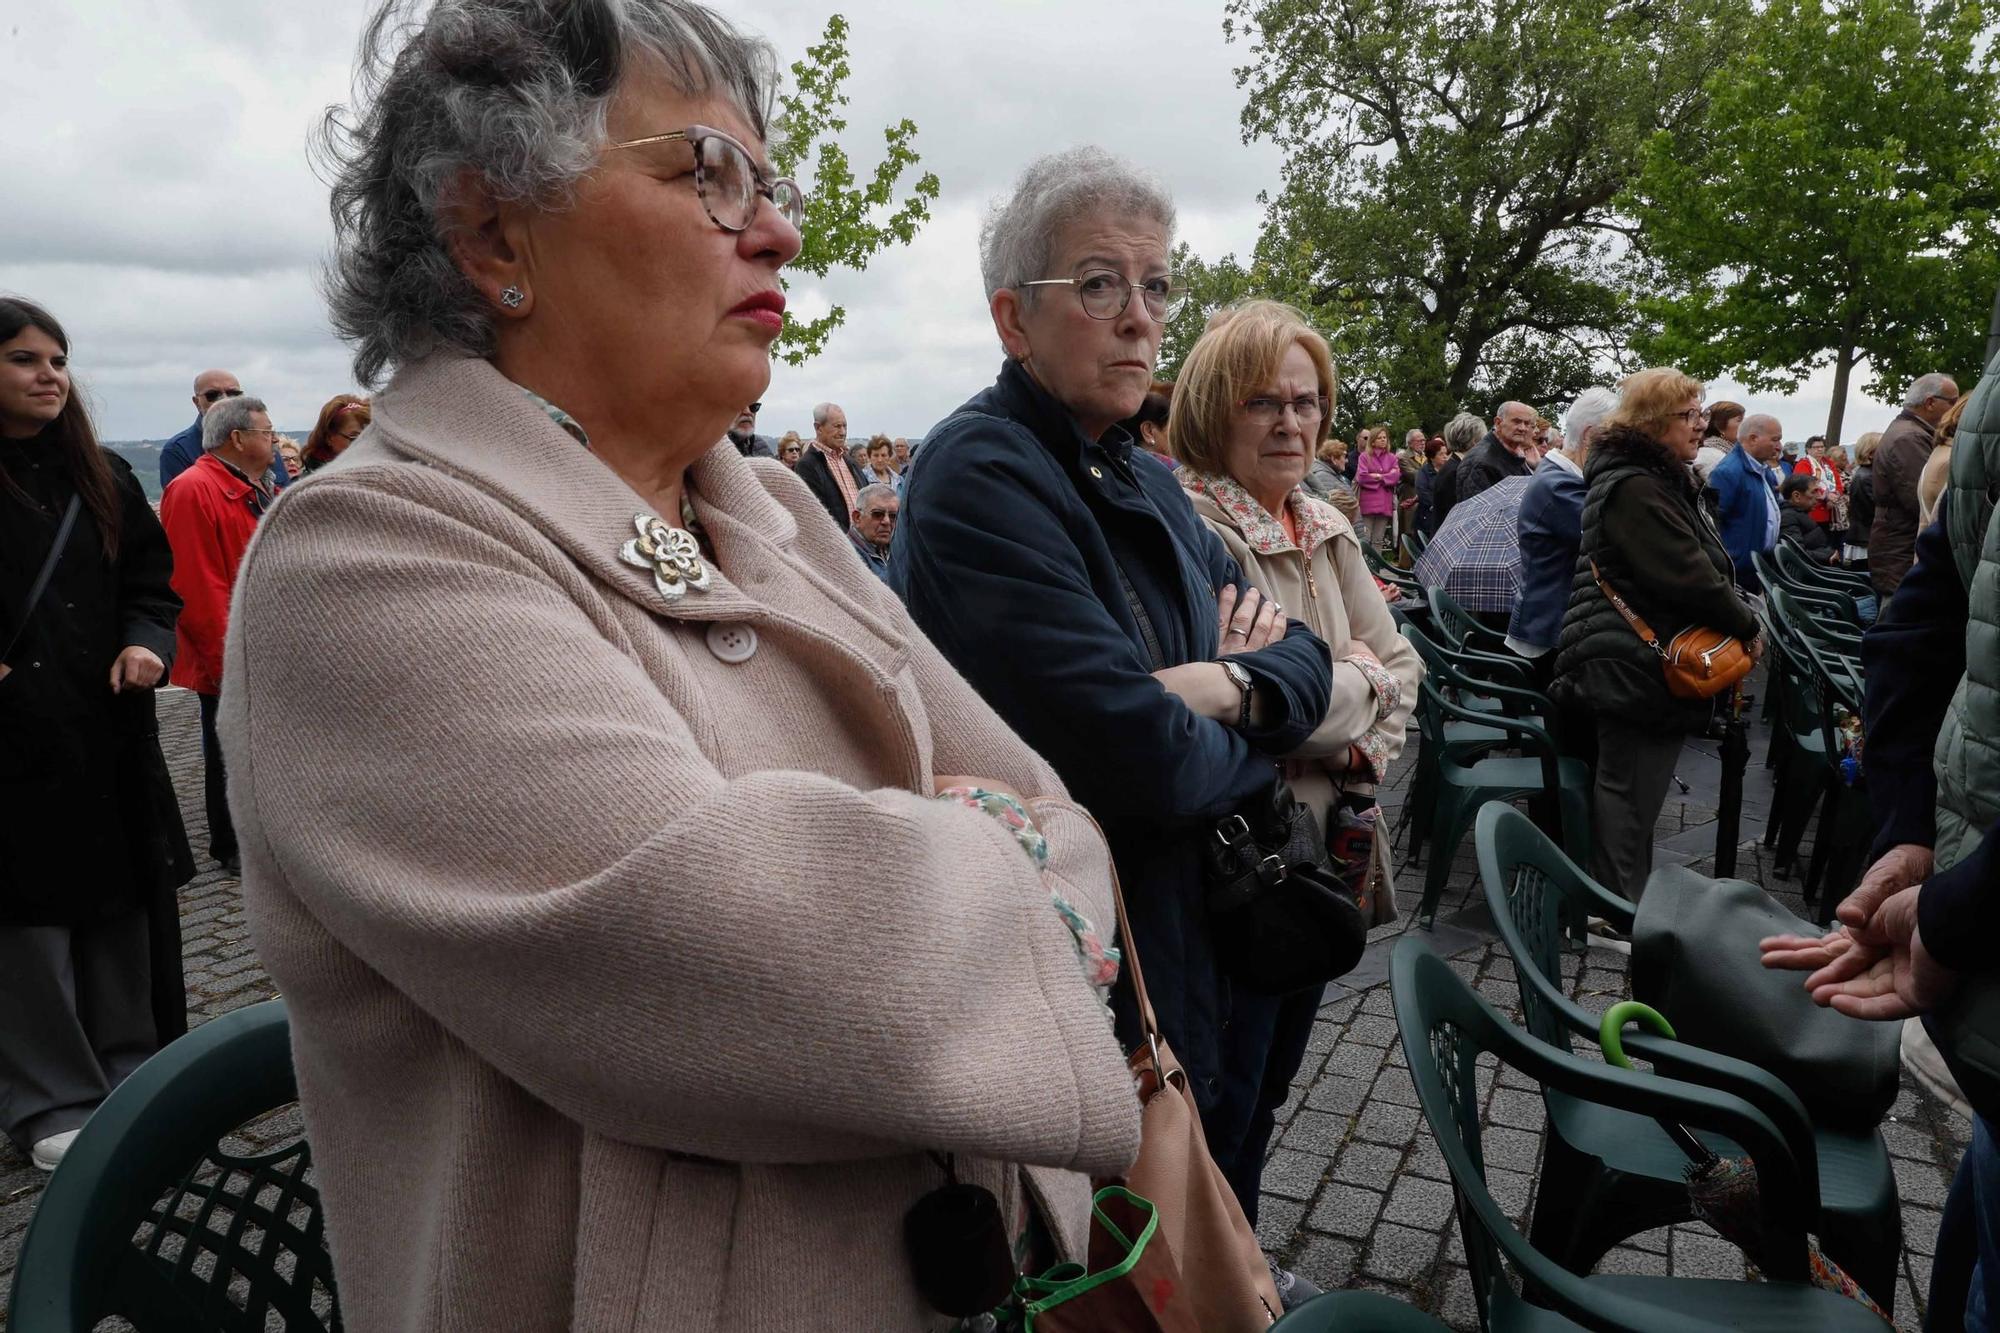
[1354,427,1401,550]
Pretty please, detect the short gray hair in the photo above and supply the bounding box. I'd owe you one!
[812,402,841,427]
[853,483,897,514]
[1561,388,1618,450]
[979,147,1176,302]
[319,0,778,387]
[1442,412,1485,453]
[1904,372,1955,408]
[203,396,270,452]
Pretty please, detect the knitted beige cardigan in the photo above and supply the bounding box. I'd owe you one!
[220,354,1140,1331]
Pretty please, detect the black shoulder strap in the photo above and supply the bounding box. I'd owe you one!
[1,494,83,668]
[1112,560,1168,672]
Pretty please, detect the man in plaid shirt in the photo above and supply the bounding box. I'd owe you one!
[1413,474,1535,626]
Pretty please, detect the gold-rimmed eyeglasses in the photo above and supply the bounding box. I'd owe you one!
[1017,269,1187,323]
[604,124,805,233]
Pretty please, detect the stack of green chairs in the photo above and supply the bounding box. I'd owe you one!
[1401,624,1590,926]
[1759,584,1868,893]
[1472,803,1902,1312]
[9,1000,342,1332]
[1392,937,1896,1330]
[1428,587,1511,657]
[1756,549,1866,632]
[1396,623,1546,863]
[1399,530,1428,566]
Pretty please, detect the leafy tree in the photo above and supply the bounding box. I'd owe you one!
[768,14,941,367]
[1182,0,1743,429]
[1623,0,2000,444]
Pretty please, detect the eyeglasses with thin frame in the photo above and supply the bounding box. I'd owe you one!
[604,124,804,233]
[1018,269,1186,323]
[201,388,245,404]
[235,427,282,440]
[1929,392,1960,405]
[1236,393,1328,428]
[1677,409,1706,424]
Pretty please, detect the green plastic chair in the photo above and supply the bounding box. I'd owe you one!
[1402,627,1591,927]
[9,1000,342,1332]
[1756,554,1865,643]
[1400,531,1428,566]
[1391,937,1892,1331]
[1270,1289,1449,1329]
[1794,634,1872,923]
[1778,537,1874,595]
[1428,586,1512,657]
[1396,623,1552,867]
[1472,803,1901,1314]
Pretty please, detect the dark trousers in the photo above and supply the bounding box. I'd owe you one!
[0,912,157,1151]
[1207,987,1321,1228]
[1589,718,1686,903]
[198,690,236,862]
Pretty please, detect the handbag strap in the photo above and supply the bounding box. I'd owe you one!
[1589,558,1667,661]
[1,494,82,668]
[1103,830,1164,1051]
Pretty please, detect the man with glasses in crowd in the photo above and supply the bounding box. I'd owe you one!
[159,396,280,875]
[846,483,899,581]
[724,400,776,459]
[158,369,243,492]
[1872,371,1960,599]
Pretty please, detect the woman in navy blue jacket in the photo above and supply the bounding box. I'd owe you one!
[892,149,1333,1289]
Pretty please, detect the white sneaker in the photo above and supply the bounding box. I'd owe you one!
[30,1129,80,1172]
[1903,1017,1974,1121]
[1585,916,1633,956]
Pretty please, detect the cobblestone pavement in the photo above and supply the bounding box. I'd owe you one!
[0,676,1961,1329]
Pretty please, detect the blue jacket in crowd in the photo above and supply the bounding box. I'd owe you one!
[158,417,204,494]
[1707,442,1779,588]
[1507,454,1587,654]
[891,359,1333,1109]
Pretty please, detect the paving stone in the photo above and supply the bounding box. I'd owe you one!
[1305,1021,1343,1055]
[1441,1263,1479,1328]
[1904,1206,1942,1257]
[1332,1142,1402,1191]
[1353,1100,1422,1148]
[1256,1196,1305,1252]
[1880,1120,1934,1162]
[1486,1087,1544,1132]
[1260,1150,1330,1202]
[1624,1225,1668,1255]
[1304,1075,1370,1116]
[1382,1174,1455,1230]
[1669,1227,1746,1280]
[1292,1235,1360,1290]
[1483,1166,1534,1222]
[1282,1110,1351,1157]
[1369,1065,1421,1109]
[1479,1125,1544,1175]
[1894,1157,1952,1209]
[1363,1222,1443,1285]
[1327,1041,1390,1079]
[1594,1244,1668,1277]
[1404,1136,1450,1182]
[210,953,262,976]
[198,969,271,997]
[1306,1184,1385,1239]
[1344,1014,1399,1048]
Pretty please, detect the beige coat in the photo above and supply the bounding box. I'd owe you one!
[1183,477,1422,840]
[220,355,1141,1331]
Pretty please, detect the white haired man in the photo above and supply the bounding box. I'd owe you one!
[846,482,898,581]
[1507,387,1617,669]
[158,369,243,492]
[1871,371,1960,598]
[159,395,278,873]
[795,400,865,528]
[1453,399,1541,504]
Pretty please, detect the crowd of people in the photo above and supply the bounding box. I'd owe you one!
[1,0,1995,1327]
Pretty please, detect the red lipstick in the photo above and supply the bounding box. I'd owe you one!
[728,289,787,333]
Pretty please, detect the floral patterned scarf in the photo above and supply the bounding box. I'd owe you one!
[1177,468,1344,561]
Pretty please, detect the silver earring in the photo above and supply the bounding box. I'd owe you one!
[500,286,525,309]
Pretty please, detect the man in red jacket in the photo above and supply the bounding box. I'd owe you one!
[159,395,276,873]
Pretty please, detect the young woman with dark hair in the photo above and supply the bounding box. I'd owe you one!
[0,296,192,1172]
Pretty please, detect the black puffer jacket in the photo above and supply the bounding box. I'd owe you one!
[1552,425,1761,733]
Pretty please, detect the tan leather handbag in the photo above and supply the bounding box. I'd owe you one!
[1107,860,1281,1331]
[1590,560,1753,700]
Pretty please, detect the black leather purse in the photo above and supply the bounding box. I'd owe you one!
[1203,779,1368,995]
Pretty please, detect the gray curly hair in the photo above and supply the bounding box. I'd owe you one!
[979,147,1176,303]
[1442,411,1486,453]
[318,0,778,387]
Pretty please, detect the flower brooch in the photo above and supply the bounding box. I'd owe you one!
[618,512,711,601]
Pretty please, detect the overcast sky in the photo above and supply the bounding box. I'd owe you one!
[2,0,1907,446]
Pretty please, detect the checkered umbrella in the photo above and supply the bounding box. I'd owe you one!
[1412,475,1533,614]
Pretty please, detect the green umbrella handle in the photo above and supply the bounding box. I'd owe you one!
[1600,1000,1676,1070]
[1600,1001,1713,1168]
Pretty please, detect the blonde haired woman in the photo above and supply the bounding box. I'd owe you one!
[1552,367,1763,902]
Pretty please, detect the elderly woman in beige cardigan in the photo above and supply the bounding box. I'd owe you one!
[219,3,1138,1328]
[1171,301,1422,892]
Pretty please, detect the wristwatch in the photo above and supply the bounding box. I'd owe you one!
[1220,660,1255,729]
